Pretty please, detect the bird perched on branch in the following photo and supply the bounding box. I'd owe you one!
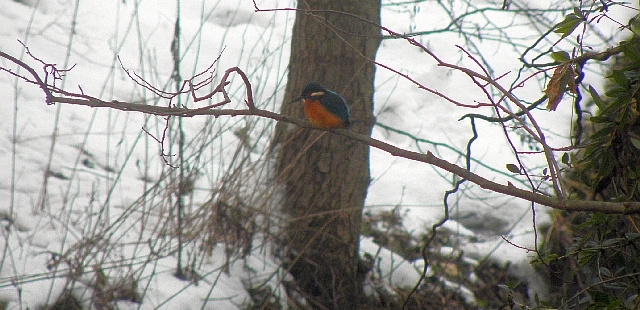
[291,81,350,129]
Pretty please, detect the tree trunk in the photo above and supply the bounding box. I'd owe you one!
[272,0,381,308]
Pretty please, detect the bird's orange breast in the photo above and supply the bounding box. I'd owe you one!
[303,99,348,129]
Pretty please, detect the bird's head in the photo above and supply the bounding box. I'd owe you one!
[290,81,326,103]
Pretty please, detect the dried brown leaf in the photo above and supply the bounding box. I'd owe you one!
[544,63,576,111]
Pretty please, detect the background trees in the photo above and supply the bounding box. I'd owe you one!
[271,0,380,308]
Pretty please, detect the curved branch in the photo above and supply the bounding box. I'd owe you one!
[3,49,640,214]
[0,50,54,104]
[32,93,640,214]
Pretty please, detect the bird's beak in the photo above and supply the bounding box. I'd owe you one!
[289,96,302,104]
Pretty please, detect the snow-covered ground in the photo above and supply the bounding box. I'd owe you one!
[0,0,632,308]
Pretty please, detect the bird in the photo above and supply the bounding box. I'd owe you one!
[291,81,350,129]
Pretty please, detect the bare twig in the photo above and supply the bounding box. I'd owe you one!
[2,48,640,214]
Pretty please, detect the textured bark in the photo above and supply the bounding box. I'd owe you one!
[272,0,381,308]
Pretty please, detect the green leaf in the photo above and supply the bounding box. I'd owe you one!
[601,238,625,247]
[554,13,582,38]
[544,253,558,263]
[573,7,585,19]
[588,85,606,110]
[630,136,640,150]
[578,251,594,265]
[605,87,629,98]
[550,51,571,62]
[589,124,615,141]
[622,41,640,62]
[583,143,602,160]
[561,152,570,165]
[598,267,612,278]
[590,115,612,123]
[591,290,612,304]
[609,70,629,89]
[596,150,615,181]
[506,164,521,174]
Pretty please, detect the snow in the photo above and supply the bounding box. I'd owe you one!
[360,236,424,289]
[0,0,633,308]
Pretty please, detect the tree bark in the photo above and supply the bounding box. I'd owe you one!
[272,0,381,308]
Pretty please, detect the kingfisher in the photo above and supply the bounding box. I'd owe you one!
[291,81,350,129]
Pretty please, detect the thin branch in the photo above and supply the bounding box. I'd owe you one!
[3,49,640,214]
